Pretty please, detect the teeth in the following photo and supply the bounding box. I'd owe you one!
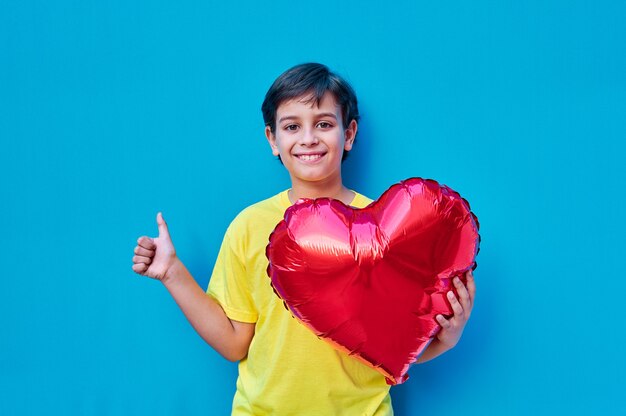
[298,154,323,161]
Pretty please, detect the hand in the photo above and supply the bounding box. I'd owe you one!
[435,270,475,349]
[132,212,178,281]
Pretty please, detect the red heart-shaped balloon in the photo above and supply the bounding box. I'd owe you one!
[266,178,480,385]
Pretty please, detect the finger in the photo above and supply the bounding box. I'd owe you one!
[134,246,155,257]
[454,276,471,312]
[157,212,171,240]
[447,290,465,318]
[132,263,147,274]
[466,270,476,306]
[133,255,152,265]
[436,314,451,329]
[137,236,156,250]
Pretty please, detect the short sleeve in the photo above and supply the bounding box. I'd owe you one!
[207,230,258,323]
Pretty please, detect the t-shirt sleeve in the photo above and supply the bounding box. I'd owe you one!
[207,229,258,323]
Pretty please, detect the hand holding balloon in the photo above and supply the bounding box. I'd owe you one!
[417,270,475,363]
[437,272,475,348]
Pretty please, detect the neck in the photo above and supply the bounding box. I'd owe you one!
[288,177,354,205]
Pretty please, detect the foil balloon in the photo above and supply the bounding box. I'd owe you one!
[266,178,480,385]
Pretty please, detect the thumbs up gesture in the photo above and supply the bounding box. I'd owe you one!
[132,212,178,281]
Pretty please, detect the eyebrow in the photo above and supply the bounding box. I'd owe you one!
[278,112,338,123]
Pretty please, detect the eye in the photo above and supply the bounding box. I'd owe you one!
[284,124,299,132]
[316,121,333,129]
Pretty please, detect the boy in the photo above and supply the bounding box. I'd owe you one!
[132,63,475,415]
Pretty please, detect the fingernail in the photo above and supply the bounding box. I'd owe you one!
[447,291,454,298]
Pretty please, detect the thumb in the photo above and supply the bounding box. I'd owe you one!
[156,212,171,240]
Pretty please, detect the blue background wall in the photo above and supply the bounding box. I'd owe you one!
[2,1,625,415]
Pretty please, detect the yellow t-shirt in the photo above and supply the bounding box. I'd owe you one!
[207,190,393,416]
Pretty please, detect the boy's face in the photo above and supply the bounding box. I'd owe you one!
[265,92,357,189]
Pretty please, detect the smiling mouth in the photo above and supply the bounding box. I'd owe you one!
[295,153,326,162]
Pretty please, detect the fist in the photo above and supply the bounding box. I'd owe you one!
[132,212,177,281]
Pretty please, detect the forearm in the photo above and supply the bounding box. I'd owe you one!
[161,259,249,361]
[416,339,452,364]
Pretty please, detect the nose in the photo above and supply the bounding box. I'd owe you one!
[299,128,319,146]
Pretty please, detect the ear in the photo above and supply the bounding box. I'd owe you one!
[343,120,358,152]
[265,126,280,156]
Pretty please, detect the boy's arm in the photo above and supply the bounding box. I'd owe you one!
[416,270,475,363]
[132,213,254,362]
